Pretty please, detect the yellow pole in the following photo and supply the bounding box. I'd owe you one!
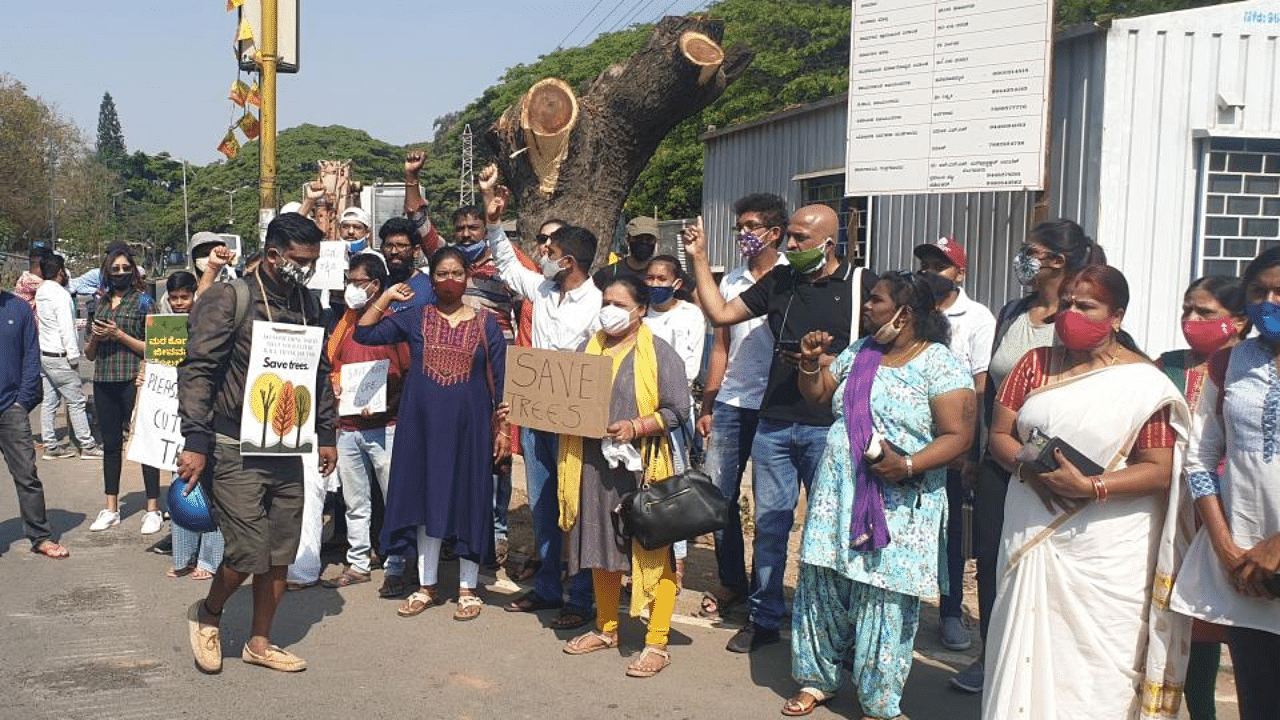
[258,0,278,234]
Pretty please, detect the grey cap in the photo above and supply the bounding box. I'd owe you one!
[188,231,226,256]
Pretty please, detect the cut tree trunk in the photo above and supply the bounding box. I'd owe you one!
[487,15,752,268]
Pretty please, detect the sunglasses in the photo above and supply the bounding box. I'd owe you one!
[535,233,552,244]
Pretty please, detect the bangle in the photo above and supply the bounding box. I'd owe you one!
[1091,475,1109,502]
[629,419,641,438]
[798,359,821,376]
[905,454,914,477]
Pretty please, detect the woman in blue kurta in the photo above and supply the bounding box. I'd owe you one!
[354,247,509,621]
[786,271,975,719]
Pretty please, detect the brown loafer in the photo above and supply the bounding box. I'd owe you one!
[242,643,307,672]
[187,601,222,674]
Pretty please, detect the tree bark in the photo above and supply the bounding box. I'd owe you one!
[487,15,752,268]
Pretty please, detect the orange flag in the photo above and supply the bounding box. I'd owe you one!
[226,0,243,10]
[239,112,260,140]
[246,81,262,108]
[217,131,240,160]
[229,80,249,107]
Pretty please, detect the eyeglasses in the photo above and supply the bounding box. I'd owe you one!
[381,242,413,252]
[535,233,552,244]
[733,222,770,233]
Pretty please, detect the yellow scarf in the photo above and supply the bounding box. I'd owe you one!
[558,324,674,616]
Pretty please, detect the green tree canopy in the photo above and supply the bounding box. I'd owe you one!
[96,92,126,169]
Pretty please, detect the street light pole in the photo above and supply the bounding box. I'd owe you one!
[211,184,252,227]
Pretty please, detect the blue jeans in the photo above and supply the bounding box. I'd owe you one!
[749,417,829,630]
[703,402,759,598]
[522,427,593,608]
[337,426,403,575]
[940,469,966,619]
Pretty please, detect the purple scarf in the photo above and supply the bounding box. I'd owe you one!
[844,342,891,551]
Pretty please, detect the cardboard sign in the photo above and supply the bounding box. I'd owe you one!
[338,359,389,416]
[239,320,325,456]
[126,363,184,471]
[503,347,612,438]
[306,240,347,291]
[144,314,189,366]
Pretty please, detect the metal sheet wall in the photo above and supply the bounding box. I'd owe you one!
[1099,1,1280,354]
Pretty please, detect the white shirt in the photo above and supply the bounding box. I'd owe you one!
[35,280,80,359]
[644,300,706,384]
[488,226,602,351]
[943,287,996,378]
[716,255,788,410]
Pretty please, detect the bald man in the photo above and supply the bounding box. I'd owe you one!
[683,195,876,653]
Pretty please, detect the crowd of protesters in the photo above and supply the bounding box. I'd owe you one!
[2,151,1277,720]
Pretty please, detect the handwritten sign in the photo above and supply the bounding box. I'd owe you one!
[339,359,389,416]
[503,347,612,438]
[307,240,347,291]
[239,321,325,456]
[145,314,189,366]
[126,363,184,471]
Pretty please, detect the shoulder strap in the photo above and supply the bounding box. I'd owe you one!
[849,266,863,341]
[478,311,498,411]
[991,295,1032,356]
[231,278,252,332]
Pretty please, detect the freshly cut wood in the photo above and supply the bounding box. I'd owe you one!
[488,15,752,269]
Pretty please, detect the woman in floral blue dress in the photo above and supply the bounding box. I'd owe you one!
[783,271,975,719]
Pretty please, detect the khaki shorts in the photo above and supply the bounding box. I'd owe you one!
[203,436,305,575]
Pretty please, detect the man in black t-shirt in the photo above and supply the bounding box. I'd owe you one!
[684,197,875,654]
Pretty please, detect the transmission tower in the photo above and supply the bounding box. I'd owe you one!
[459,124,475,207]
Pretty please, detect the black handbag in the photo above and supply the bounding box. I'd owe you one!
[613,425,730,551]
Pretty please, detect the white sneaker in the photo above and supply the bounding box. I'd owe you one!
[89,509,120,531]
[140,510,164,535]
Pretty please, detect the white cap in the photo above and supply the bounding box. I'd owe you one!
[340,207,370,228]
[280,201,303,214]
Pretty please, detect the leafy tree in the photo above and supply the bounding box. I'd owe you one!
[96,92,127,170]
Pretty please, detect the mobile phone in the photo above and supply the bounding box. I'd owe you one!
[775,340,801,354]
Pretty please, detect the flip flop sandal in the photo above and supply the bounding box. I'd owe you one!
[323,569,371,588]
[168,565,196,578]
[781,688,834,717]
[510,558,542,582]
[562,630,618,655]
[549,605,593,630]
[698,589,743,618]
[32,540,69,559]
[453,594,484,621]
[191,568,214,580]
[397,589,443,617]
[504,590,563,613]
[625,646,671,678]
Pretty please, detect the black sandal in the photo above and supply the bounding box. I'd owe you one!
[549,604,594,630]
[504,590,563,613]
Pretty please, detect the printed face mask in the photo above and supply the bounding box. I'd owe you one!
[1013,251,1041,286]
[737,230,770,257]
[344,283,370,310]
[872,306,905,345]
[1246,301,1280,340]
[598,305,634,336]
[275,255,314,287]
[1181,317,1236,355]
[1055,310,1114,351]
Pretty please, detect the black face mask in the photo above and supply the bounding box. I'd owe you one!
[108,272,133,291]
[387,264,413,284]
[629,240,656,262]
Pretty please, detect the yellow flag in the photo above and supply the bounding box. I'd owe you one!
[229,80,249,107]
[226,0,243,10]
[217,131,240,160]
[246,81,262,108]
[238,112,260,141]
[237,18,253,41]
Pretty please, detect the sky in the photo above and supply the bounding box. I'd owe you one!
[2,0,708,165]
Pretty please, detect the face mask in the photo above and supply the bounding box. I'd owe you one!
[108,272,133,291]
[346,237,369,254]
[457,241,487,265]
[648,285,676,306]
[194,257,210,274]
[629,241,656,262]
[1181,317,1236,355]
[344,283,370,310]
[598,305,634,336]
[1055,310,1114,351]
[1013,251,1041,286]
[786,243,826,275]
[872,306,906,345]
[433,277,466,305]
[1246,301,1280,339]
[275,254,314,287]
[737,230,770,258]
[541,255,566,282]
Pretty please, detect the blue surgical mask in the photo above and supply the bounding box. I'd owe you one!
[1246,301,1280,339]
[457,240,487,264]
[648,285,676,306]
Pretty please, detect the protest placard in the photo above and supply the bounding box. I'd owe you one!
[145,314,189,366]
[126,363,184,471]
[339,359,389,416]
[307,240,346,291]
[239,321,325,456]
[503,347,612,438]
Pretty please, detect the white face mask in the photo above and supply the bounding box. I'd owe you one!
[343,283,370,310]
[194,257,210,274]
[541,255,565,282]
[598,305,634,336]
[873,306,906,345]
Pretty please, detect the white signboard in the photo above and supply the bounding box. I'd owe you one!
[239,321,325,456]
[338,359,389,416]
[845,0,1054,195]
[307,240,347,291]
[126,363,184,471]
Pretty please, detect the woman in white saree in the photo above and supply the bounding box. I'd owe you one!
[982,266,1193,720]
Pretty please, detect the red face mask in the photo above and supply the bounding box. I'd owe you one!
[433,278,466,304]
[1181,317,1235,356]
[1055,310,1113,351]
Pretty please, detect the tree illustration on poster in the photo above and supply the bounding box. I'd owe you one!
[272,381,297,448]
[293,385,311,448]
[250,372,284,450]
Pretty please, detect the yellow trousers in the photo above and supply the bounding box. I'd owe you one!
[592,566,678,647]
